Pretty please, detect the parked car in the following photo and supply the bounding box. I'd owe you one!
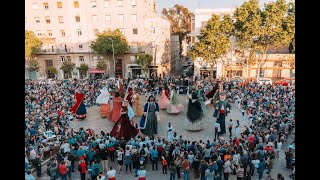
[257,78,272,85]
[275,78,295,86]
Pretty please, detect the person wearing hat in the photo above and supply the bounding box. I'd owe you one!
[140,94,159,136]
[213,91,231,135]
[196,83,207,113]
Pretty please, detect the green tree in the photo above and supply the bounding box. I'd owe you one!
[135,54,153,76]
[25,30,42,61]
[96,59,108,73]
[233,0,262,77]
[90,29,129,55]
[60,61,76,79]
[47,67,58,75]
[27,58,41,72]
[189,14,232,78]
[162,4,193,54]
[79,63,89,79]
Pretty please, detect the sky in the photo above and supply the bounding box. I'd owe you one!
[157,0,278,13]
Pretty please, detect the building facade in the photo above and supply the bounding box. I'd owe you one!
[189,8,234,78]
[170,35,180,71]
[25,0,172,80]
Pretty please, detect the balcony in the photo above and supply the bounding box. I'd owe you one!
[37,48,93,55]
[128,46,146,53]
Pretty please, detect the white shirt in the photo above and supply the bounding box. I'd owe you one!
[117,151,124,161]
[29,149,37,160]
[107,170,116,178]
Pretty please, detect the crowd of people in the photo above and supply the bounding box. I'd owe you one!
[25,76,294,180]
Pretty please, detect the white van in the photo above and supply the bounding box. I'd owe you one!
[257,78,272,85]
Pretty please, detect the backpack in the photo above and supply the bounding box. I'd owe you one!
[78,165,82,172]
[47,166,52,176]
[94,166,99,174]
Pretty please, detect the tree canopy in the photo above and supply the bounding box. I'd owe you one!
[162,4,193,54]
[25,30,42,61]
[48,67,58,75]
[60,61,75,73]
[189,14,233,74]
[96,59,108,72]
[27,59,41,72]
[135,54,153,74]
[90,29,129,56]
[233,0,295,77]
[79,63,89,72]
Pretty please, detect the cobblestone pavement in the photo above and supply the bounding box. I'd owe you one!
[34,94,293,180]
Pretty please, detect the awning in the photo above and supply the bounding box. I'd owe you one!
[89,68,105,74]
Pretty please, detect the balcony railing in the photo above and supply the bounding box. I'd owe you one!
[129,46,146,53]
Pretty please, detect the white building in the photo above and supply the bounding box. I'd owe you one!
[25,0,172,80]
[190,8,234,79]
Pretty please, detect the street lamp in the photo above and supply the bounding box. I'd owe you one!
[230,36,236,79]
[108,38,116,77]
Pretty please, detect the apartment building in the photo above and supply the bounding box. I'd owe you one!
[170,35,180,71]
[25,0,172,80]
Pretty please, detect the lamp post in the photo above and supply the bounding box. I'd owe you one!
[109,38,116,77]
[230,36,236,80]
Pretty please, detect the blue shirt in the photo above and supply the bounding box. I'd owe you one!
[77,149,85,157]
[151,150,158,159]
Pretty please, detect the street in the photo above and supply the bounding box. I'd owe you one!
[34,94,293,180]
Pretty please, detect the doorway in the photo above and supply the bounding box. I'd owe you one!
[115,59,122,78]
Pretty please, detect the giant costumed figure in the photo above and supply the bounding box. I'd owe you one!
[185,91,203,131]
[70,90,87,119]
[159,86,170,110]
[166,85,184,114]
[140,95,160,136]
[96,87,111,118]
[110,106,139,140]
[213,91,231,135]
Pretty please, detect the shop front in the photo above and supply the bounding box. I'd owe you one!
[89,67,105,79]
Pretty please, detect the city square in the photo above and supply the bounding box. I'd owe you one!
[25,0,295,180]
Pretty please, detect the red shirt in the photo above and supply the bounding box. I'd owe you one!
[58,164,68,175]
[79,162,87,174]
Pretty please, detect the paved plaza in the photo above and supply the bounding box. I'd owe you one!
[35,94,293,180]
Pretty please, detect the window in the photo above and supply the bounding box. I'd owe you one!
[57,2,62,8]
[93,29,99,35]
[32,3,39,9]
[35,17,40,23]
[91,1,97,8]
[45,60,53,67]
[75,16,80,22]
[47,30,53,37]
[77,29,82,36]
[43,2,49,10]
[36,31,42,36]
[66,56,71,61]
[92,15,98,24]
[93,56,98,62]
[74,1,79,8]
[256,69,265,78]
[150,41,155,48]
[119,28,125,35]
[104,0,110,7]
[58,16,64,23]
[131,14,137,21]
[45,16,50,24]
[150,27,155,34]
[78,44,83,49]
[133,28,138,35]
[105,15,111,21]
[130,55,135,62]
[60,56,65,62]
[119,14,124,22]
[117,0,123,7]
[60,30,65,37]
[79,56,84,62]
[131,0,137,7]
